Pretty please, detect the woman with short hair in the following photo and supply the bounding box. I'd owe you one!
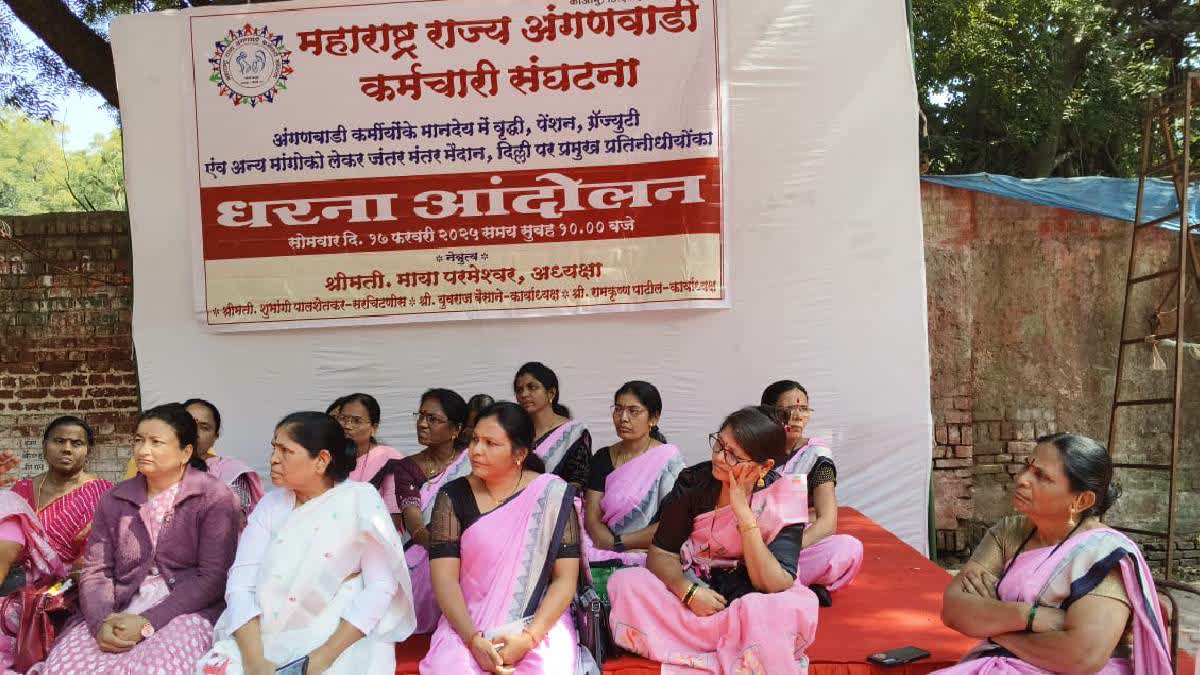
[41,403,241,673]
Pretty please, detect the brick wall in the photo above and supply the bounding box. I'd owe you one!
[0,212,137,481]
[923,182,1199,575]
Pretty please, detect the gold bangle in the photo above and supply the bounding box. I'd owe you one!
[737,520,759,533]
[682,582,699,606]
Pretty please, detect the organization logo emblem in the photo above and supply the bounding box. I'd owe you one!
[208,24,292,107]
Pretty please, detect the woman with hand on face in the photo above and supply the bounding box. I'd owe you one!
[420,402,584,674]
[606,406,818,674]
[41,403,241,674]
[198,411,415,675]
[582,381,684,569]
[935,434,1172,674]
[761,380,863,606]
[513,363,591,489]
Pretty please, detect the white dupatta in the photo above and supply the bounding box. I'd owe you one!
[200,482,415,675]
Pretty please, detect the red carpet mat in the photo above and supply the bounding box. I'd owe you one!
[397,507,1189,673]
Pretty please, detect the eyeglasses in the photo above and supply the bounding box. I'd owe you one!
[709,433,756,465]
[334,414,368,427]
[610,405,648,419]
[412,412,449,426]
[777,405,814,419]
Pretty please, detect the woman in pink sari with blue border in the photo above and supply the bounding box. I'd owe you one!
[420,402,588,674]
[762,380,863,607]
[514,363,592,489]
[937,433,1172,674]
[608,406,819,674]
[583,381,684,569]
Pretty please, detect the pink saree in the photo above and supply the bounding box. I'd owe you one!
[9,479,111,576]
[535,422,587,473]
[779,440,863,592]
[405,450,473,634]
[419,473,585,674]
[582,444,685,566]
[205,455,264,516]
[608,475,818,674]
[933,528,1172,674]
[0,490,64,587]
[351,445,406,512]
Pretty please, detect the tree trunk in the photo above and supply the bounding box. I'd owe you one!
[1026,31,1093,177]
[2,0,118,107]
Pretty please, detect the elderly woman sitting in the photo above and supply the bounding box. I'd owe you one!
[197,411,414,675]
[936,433,1172,674]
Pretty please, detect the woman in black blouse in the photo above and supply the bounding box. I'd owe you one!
[421,402,584,674]
[606,406,819,674]
[762,380,864,606]
[512,362,591,488]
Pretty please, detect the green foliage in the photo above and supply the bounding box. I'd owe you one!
[914,0,1199,177]
[0,107,125,215]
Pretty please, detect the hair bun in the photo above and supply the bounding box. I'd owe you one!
[1097,482,1121,518]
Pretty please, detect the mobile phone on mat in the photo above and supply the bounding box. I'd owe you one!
[867,646,930,666]
[276,656,309,675]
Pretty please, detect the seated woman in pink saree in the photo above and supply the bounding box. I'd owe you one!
[376,388,471,634]
[936,433,1172,674]
[762,381,863,606]
[583,381,684,570]
[329,394,406,520]
[607,406,818,675]
[0,416,113,669]
[420,402,589,675]
[122,399,264,517]
[514,363,592,489]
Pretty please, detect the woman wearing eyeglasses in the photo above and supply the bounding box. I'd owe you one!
[762,380,863,607]
[328,394,406,519]
[606,406,818,674]
[582,381,685,571]
[374,389,469,634]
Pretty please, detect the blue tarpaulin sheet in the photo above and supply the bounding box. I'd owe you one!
[921,173,1198,227]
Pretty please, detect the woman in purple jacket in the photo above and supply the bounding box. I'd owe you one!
[41,403,241,674]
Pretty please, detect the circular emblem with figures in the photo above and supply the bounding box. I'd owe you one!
[208,24,292,107]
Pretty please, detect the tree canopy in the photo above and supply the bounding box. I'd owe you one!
[915,0,1199,177]
[0,107,125,215]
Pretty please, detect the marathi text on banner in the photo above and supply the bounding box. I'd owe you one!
[188,0,726,328]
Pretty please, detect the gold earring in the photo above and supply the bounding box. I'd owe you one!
[1067,508,1077,528]
[757,474,765,488]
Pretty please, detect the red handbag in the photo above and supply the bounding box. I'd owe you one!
[1,582,75,672]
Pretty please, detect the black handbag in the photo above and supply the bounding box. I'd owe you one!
[572,565,616,664]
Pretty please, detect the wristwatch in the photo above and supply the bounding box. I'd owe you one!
[612,534,626,552]
[140,621,155,639]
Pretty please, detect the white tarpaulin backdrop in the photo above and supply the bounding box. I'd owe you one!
[112,0,933,552]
